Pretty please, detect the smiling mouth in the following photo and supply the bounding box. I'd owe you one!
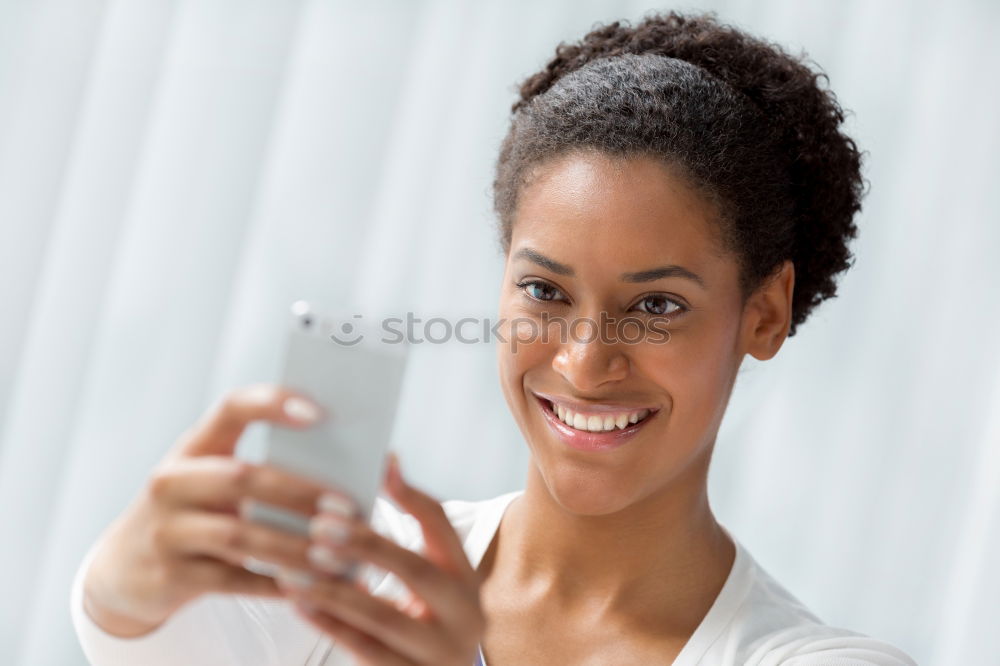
[536,396,656,433]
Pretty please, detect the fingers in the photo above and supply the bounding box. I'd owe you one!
[175,384,325,458]
[381,454,477,584]
[291,602,418,666]
[147,456,339,516]
[309,516,479,630]
[278,456,485,665]
[278,574,434,665]
[183,556,284,599]
[163,511,314,573]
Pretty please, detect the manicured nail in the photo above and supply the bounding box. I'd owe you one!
[283,397,321,424]
[275,568,314,589]
[317,492,355,517]
[242,556,279,577]
[308,544,351,574]
[311,514,350,544]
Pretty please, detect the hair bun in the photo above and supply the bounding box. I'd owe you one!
[504,11,865,334]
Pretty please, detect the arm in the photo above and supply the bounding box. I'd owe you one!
[70,542,315,666]
[71,492,404,665]
[67,385,354,664]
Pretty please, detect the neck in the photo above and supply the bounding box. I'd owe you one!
[489,447,735,627]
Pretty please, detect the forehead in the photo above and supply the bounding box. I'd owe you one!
[511,151,728,277]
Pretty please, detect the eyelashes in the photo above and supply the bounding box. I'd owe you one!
[514,278,689,317]
[634,294,686,316]
[517,279,564,303]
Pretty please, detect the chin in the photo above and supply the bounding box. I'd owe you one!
[532,457,644,517]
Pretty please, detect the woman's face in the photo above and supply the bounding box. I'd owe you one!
[497,151,789,516]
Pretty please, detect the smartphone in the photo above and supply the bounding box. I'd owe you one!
[242,300,409,579]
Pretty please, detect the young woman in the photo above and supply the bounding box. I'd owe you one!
[72,11,918,666]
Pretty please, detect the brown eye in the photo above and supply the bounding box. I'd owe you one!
[518,280,565,302]
[634,295,683,316]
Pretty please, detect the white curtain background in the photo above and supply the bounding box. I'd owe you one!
[0,0,997,664]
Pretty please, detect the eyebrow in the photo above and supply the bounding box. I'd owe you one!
[513,248,574,275]
[513,247,707,289]
[621,265,707,289]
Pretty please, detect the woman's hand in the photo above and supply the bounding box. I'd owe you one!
[276,453,487,666]
[81,384,345,637]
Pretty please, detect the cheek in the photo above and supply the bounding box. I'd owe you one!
[497,333,554,397]
[496,315,561,429]
[497,292,554,374]
[496,301,529,406]
[645,328,736,432]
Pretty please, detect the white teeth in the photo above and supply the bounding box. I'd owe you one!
[549,400,652,432]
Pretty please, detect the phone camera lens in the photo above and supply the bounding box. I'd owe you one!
[301,315,313,329]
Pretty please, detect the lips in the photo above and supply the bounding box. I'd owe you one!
[533,392,658,452]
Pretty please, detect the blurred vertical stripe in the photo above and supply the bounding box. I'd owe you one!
[0,0,997,663]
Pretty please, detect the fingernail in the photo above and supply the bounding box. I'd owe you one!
[317,492,356,517]
[388,452,404,489]
[308,544,351,574]
[276,568,314,589]
[284,397,321,424]
[242,556,279,577]
[310,514,350,544]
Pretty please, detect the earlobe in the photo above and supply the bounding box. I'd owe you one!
[744,260,795,361]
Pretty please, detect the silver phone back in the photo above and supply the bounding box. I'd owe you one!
[248,302,409,548]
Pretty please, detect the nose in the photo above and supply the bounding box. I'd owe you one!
[551,317,630,392]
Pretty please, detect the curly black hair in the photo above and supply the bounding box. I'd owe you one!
[492,10,866,337]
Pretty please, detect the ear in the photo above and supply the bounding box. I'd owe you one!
[741,260,795,361]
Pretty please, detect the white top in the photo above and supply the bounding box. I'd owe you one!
[71,490,917,665]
